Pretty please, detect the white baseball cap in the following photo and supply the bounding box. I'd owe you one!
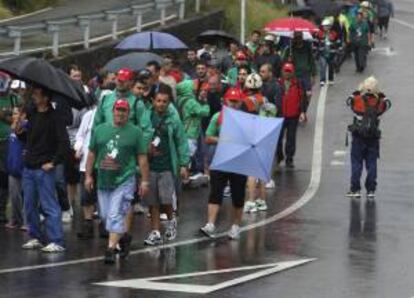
[10,80,26,90]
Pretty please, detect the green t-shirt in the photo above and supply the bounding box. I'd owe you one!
[206,112,220,138]
[149,111,172,172]
[350,21,370,46]
[0,96,14,140]
[89,122,147,189]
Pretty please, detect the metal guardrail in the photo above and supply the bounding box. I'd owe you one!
[0,0,204,57]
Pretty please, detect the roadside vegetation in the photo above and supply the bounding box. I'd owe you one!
[0,0,57,16]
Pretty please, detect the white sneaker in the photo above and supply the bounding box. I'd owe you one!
[133,203,147,214]
[22,239,43,250]
[160,213,168,221]
[320,81,325,87]
[200,222,216,238]
[223,185,231,198]
[255,199,268,211]
[144,230,162,246]
[243,201,257,213]
[41,243,65,253]
[228,224,241,240]
[62,211,73,223]
[165,219,177,241]
[265,179,275,189]
[189,173,204,180]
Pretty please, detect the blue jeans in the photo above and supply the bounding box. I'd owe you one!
[319,56,335,82]
[22,168,64,246]
[97,177,135,234]
[350,135,379,192]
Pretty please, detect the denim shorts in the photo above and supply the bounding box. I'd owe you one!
[97,176,136,234]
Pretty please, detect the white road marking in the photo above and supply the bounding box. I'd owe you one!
[392,18,414,30]
[94,259,316,294]
[371,47,397,56]
[333,150,347,157]
[330,160,346,166]
[0,85,330,275]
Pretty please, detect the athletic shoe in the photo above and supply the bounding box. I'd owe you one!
[20,225,29,231]
[133,202,147,215]
[200,222,216,238]
[160,213,168,221]
[367,191,376,199]
[265,179,275,189]
[346,190,361,198]
[22,239,43,250]
[4,221,18,229]
[285,160,295,168]
[104,247,117,265]
[165,219,177,241]
[320,81,325,87]
[61,211,73,223]
[223,185,231,198]
[228,224,241,240]
[144,230,162,246]
[189,173,204,180]
[244,201,258,213]
[41,243,65,253]
[119,233,132,259]
[255,199,268,211]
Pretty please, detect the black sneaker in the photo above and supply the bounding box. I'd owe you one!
[76,220,94,240]
[104,248,117,265]
[346,190,361,198]
[99,222,109,239]
[285,160,295,168]
[119,233,132,259]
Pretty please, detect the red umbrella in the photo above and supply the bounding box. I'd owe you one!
[264,17,319,33]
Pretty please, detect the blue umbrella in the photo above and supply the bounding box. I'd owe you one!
[210,107,284,181]
[115,31,188,50]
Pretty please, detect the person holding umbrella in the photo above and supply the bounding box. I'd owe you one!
[18,86,70,253]
[200,87,248,240]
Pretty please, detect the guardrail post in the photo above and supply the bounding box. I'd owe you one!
[78,17,91,49]
[177,0,185,19]
[105,13,119,40]
[195,0,200,12]
[47,24,60,57]
[136,12,143,32]
[8,29,22,55]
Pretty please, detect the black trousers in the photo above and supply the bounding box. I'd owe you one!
[277,117,299,163]
[353,44,368,72]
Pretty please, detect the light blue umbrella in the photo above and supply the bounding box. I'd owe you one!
[210,107,284,181]
[115,31,188,50]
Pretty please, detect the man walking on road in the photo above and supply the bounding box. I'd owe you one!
[85,99,150,264]
[349,10,371,73]
[346,77,391,199]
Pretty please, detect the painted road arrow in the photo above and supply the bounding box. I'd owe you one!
[94,258,316,294]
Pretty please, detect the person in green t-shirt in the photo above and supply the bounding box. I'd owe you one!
[144,85,190,246]
[350,10,371,73]
[85,99,150,264]
[200,87,248,241]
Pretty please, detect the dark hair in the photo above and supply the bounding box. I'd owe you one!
[196,59,208,67]
[238,65,252,74]
[252,30,261,36]
[96,69,109,85]
[146,60,161,72]
[156,83,173,100]
[133,77,147,86]
[187,48,197,53]
[69,64,81,73]
[260,63,273,74]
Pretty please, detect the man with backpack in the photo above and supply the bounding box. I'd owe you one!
[346,77,391,199]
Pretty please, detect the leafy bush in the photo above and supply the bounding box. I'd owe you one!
[2,0,56,13]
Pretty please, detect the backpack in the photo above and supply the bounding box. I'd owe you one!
[348,94,381,139]
[6,133,24,178]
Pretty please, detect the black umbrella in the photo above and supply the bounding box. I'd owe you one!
[288,5,316,17]
[0,56,88,109]
[196,30,240,45]
[309,0,343,18]
[104,52,163,72]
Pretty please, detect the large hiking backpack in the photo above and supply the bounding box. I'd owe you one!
[348,93,381,139]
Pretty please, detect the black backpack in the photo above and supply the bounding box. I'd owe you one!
[348,94,381,139]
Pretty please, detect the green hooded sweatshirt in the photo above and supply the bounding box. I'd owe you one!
[176,80,210,140]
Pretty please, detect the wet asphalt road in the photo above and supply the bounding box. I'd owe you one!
[1,4,414,298]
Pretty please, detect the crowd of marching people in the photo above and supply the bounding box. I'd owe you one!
[0,0,392,264]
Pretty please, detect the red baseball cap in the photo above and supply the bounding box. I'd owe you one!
[236,51,247,61]
[113,99,130,111]
[282,62,295,73]
[117,68,134,82]
[223,87,243,102]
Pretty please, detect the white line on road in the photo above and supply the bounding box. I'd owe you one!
[392,18,414,30]
[333,150,347,157]
[0,85,330,275]
[330,160,346,166]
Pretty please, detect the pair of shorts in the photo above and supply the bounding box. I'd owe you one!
[97,176,136,234]
[64,149,80,184]
[209,170,247,208]
[146,171,175,206]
